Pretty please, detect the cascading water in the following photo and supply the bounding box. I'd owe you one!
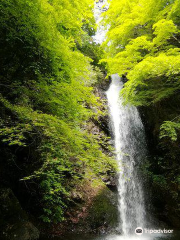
[94,1,148,236]
[92,1,174,239]
[106,74,147,236]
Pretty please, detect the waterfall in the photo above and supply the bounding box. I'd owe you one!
[93,0,149,237]
[106,74,147,235]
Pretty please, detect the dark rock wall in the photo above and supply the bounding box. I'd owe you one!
[139,95,180,228]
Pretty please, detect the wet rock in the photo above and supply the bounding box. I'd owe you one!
[87,187,118,233]
[139,99,180,228]
[96,75,111,92]
[102,175,118,192]
[0,188,39,240]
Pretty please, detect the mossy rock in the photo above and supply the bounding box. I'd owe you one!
[87,186,118,232]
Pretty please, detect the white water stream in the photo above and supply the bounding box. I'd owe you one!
[92,2,172,240]
[94,1,148,236]
[106,74,147,236]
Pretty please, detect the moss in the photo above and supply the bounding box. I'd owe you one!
[87,186,118,231]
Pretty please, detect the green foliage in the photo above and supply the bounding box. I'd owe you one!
[160,119,180,141]
[102,0,180,141]
[102,2,180,218]
[153,175,168,189]
[0,0,116,223]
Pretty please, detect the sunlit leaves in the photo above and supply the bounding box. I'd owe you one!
[160,120,180,141]
[0,0,116,223]
[153,19,178,47]
[103,0,180,141]
[103,0,180,105]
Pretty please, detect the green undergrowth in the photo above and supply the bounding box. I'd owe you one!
[0,0,116,223]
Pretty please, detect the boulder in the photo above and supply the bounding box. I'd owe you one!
[87,187,118,233]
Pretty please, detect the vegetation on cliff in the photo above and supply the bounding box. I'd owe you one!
[102,0,180,139]
[0,0,116,225]
[102,0,180,226]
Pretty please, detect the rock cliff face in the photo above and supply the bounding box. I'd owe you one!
[40,78,119,238]
[139,95,180,228]
[46,180,118,237]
